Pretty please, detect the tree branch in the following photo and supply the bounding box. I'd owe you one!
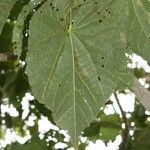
[0,52,17,62]
[114,92,129,150]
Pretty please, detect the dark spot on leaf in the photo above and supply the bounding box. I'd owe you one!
[56,8,59,11]
[103,16,105,19]
[97,11,101,14]
[40,10,42,13]
[102,57,104,59]
[108,11,111,14]
[60,18,64,21]
[98,76,101,81]
[102,64,104,68]
[52,6,55,9]
[83,0,86,2]
[59,84,61,87]
[99,19,102,23]
[106,9,109,12]
[94,2,98,4]
[50,2,53,6]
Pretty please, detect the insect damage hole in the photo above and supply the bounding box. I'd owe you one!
[98,76,101,81]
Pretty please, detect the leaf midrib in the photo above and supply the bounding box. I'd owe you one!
[69,31,77,146]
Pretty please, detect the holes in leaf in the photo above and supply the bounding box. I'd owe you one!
[94,1,98,4]
[60,18,64,22]
[106,8,111,14]
[98,76,101,81]
[98,8,111,23]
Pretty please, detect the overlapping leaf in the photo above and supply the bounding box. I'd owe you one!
[0,0,17,35]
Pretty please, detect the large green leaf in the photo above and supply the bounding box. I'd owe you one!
[26,0,134,148]
[0,0,17,35]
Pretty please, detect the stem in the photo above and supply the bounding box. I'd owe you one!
[114,92,129,150]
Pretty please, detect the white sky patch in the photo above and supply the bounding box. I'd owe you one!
[126,53,150,73]
[86,140,107,150]
[21,93,35,120]
[121,123,126,129]
[104,104,116,115]
[54,142,68,149]
[19,60,26,67]
[0,128,31,149]
[24,113,37,127]
[112,91,135,115]
[38,116,59,135]
[129,130,134,136]
[1,99,19,117]
[145,110,150,115]
[139,78,150,89]
[80,136,88,143]
[104,91,135,115]
[59,129,70,142]
[86,135,122,150]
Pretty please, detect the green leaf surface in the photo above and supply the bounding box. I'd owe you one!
[26,0,135,147]
[100,114,121,141]
[118,0,150,61]
[0,0,17,35]
[12,0,44,57]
